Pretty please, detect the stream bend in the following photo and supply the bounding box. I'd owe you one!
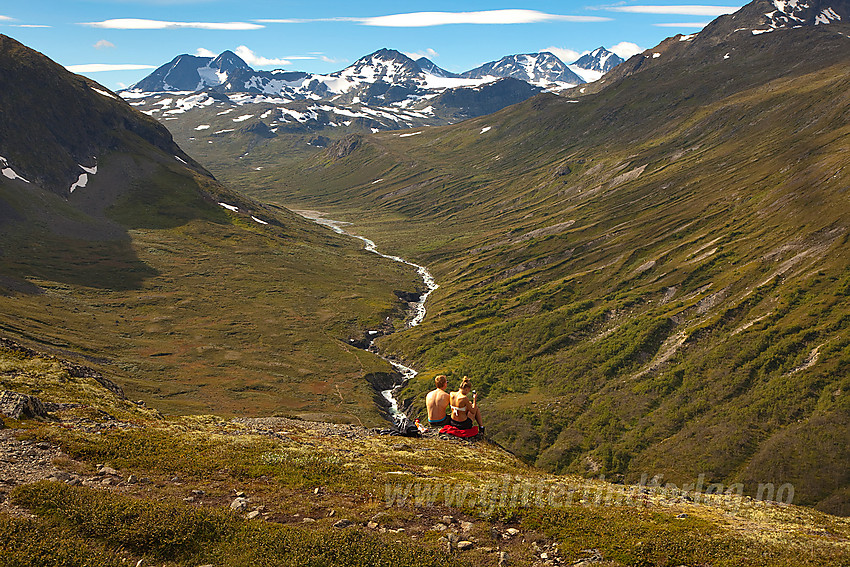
[294,210,438,422]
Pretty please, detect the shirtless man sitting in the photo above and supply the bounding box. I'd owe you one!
[425,375,451,427]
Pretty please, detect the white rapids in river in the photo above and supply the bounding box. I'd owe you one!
[294,210,438,421]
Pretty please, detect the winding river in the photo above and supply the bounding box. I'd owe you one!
[294,210,438,422]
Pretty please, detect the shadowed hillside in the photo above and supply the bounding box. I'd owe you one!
[0,35,421,425]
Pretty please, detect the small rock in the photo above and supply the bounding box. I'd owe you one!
[255,505,266,512]
[230,498,249,512]
[367,521,379,529]
[328,509,336,517]
[302,517,316,523]
[499,551,510,567]
[433,523,448,531]
[235,491,246,497]
[460,520,473,534]
[441,515,454,524]
[505,528,520,537]
[313,487,322,495]
[191,489,205,496]
[183,496,196,503]
[540,552,549,559]
[246,510,261,520]
[675,513,688,519]
[457,541,474,551]
[66,478,81,486]
[333,519,352,528]
[49,471,71,482]
[98,466,120,476]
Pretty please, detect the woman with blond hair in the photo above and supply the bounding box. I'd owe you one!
[449,376,484,433]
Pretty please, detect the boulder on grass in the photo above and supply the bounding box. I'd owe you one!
[0,391,47,420]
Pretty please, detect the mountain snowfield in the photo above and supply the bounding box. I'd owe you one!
[119,47,624,141]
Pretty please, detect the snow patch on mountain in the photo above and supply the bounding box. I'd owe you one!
[0,156,29,183]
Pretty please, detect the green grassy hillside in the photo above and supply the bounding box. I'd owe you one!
[1,342,848,566]
[227,24,850,514]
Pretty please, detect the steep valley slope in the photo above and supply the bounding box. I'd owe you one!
[229,17,850,515]
[0,35,421,425]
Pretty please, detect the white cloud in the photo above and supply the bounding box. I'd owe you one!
[610,41,644,59]
[13,24,51,28]
[81,19,263,30]
[234,45,291,67]
[403,48,439,60]
[654,21,711,27]
[254,19,302,24]
[543,46,582,64]
[195,47,216,57]
[605,5,741,16]
[358,10,610,26]
[94,39,115,49]
[258,10,610,27]
[66,63,158,72]
[0,15,12,21]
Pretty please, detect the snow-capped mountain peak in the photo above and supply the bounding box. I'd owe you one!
[762,0,847,28]
[462,52,585,89]
[210,50,252,73]
[695,0,849,42]
[572,47,625,73]
[333,49,423,84]
[131,50,253,92]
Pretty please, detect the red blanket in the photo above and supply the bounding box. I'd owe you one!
[440,424,479,438]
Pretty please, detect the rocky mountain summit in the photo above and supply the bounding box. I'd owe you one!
[460,52,585,88]
[600,0,849,87]
[572,47,624,73]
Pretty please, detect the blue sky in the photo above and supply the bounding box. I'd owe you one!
[1,1,745,89]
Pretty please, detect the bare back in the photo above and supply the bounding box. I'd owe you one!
[426,388,450,421]
[449,391,471,421]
